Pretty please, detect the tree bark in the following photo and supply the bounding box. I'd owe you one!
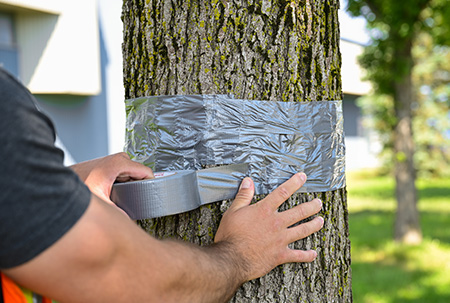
[122,0,352,301]
[393,40,422,244]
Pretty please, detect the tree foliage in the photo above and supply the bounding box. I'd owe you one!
[412,33,450,177]
[347,0,450,177]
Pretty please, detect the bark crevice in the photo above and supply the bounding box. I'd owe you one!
[123,0,351,301]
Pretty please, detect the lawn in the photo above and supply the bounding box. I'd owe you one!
[347,170,450,303]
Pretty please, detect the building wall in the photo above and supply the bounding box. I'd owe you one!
[33,23,109,163]
[0,0,101,94]
[0,0,110,164]
[342,94,381,170]
[34,93,109,163]
[97,0,128,156]
[0,12,18,75]
[339,38,381,170]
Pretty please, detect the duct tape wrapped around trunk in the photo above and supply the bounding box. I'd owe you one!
[123,95,346,195]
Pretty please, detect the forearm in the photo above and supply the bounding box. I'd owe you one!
[4,195,247,303]
[5,173,323,302]
[155,240,246,303]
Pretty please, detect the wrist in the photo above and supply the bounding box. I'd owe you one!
[156,239,247,303]
[206,241,250,286]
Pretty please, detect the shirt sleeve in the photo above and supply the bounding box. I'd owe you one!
[0,68,91,269]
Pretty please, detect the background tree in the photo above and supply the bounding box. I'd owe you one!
[346,0,450,244]
[122,0,351,301]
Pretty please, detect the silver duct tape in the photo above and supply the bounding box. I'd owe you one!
[111,163,248,219]
[124,95,346,194]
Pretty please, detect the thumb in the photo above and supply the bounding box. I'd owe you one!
[229,177,255,210]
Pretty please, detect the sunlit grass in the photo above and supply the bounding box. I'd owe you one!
[347,170,450,303]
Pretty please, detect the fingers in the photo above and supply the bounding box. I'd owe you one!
[124,158,154,180]
[229,177,255,211]
[283,249,318,264]
[263,172,307,210]
[286,216,324,244]
[281,198,322,227]
[280,214,324,264]
[114,152,154,181]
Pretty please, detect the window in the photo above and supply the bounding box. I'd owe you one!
[0,12,19,76]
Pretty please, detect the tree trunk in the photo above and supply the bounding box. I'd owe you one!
[122,0,352,301]
[393,40,422,244]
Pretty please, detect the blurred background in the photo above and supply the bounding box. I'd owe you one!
[0,0,448,302]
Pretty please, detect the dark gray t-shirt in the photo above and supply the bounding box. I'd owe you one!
[0,68,91,269]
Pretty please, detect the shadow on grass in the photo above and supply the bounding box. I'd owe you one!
[352,261,450,303]
[421,210,450,243]
[348,174,450,202]
[348,185,395,201]
[350,209,450,303]
[350,209,450,245]
[418,185,450,201]
[350,209,394,248]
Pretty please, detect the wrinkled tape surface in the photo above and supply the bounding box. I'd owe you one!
[124,95,346,194]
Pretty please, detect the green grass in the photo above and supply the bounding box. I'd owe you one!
[347,170,450,303]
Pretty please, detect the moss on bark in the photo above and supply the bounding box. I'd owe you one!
[123,0,351,301]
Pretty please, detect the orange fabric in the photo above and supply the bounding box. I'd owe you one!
[1,273,27,303]
[1,273,54,303]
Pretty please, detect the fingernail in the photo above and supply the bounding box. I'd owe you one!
[317,198,322,208]
[318,216,324,226]
[298,172,307,182]
[240,177,251,189]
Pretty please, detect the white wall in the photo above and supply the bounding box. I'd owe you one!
[98,0,127,154]
[0,0,101,95]
[340,39,371,96]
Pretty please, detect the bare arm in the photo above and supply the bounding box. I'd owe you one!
[4,156,323,302]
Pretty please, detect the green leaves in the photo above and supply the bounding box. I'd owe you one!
[347,0,450,177]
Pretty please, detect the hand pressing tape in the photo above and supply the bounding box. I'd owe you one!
[111,163,248,220]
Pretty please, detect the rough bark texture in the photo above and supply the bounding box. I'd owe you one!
[393,40,422,244]
[122,0,352,301]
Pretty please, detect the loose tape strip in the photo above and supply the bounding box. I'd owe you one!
[111,163,248,220]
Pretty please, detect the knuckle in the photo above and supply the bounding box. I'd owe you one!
[294,204,307,219]
[295,224,309,238]
[276,248,290,265]
[293,219,318,240]
[234,192,249,204]
[277,186,292,201]
[117,152,130,160]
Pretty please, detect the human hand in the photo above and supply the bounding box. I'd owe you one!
[70,152,154,211]
[214,173,323,282]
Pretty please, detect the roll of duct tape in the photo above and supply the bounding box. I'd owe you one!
[111,163,248,219]
[111,170,200,219]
